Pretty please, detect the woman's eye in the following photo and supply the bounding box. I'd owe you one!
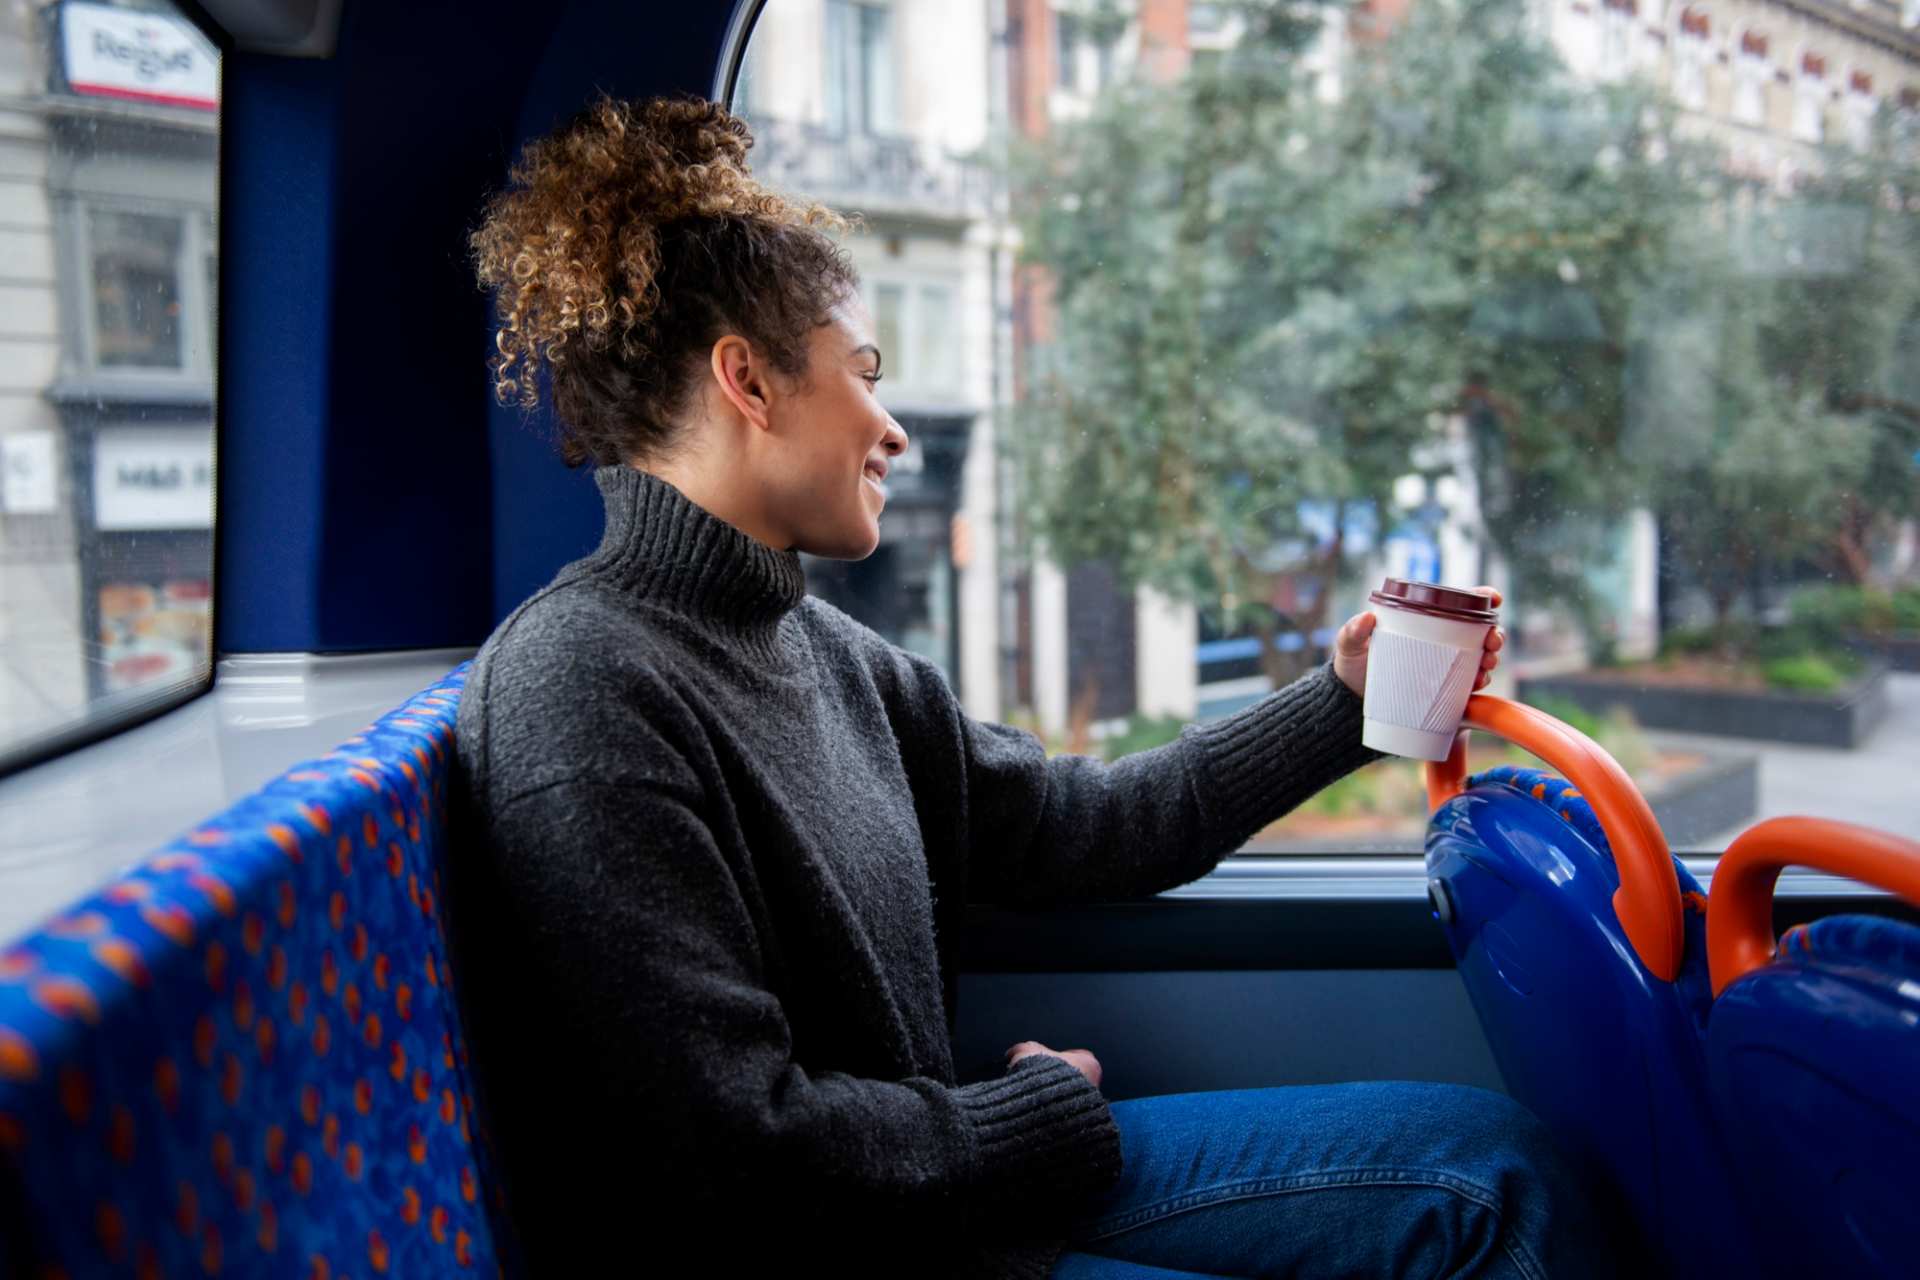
[864,371,883,386]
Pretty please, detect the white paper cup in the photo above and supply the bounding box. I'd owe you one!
[1361,580,1496,761]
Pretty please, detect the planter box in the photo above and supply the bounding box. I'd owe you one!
[1519,666,1889,749]
[1649,752,1758,847]
[1846,632,1920,673]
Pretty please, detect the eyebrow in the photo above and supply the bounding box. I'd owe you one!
[852,342,882,374]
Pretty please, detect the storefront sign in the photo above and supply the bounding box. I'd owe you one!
[62,3,219,111]
[93,425,213,530]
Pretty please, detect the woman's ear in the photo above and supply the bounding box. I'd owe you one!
[710,334,775,432]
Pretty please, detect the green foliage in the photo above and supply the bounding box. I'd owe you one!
[1790,584,1920,643]
[1518,695,1607,740]
[1099,713,1189,760]
[1017,0,1682,633]
[1015,0,1920,653]
[1762,653,1853,693]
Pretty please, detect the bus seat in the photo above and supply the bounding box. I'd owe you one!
[1425,763,1761,1278]
[1426,700,1920,1280]
[1704,842,1920,1280]
[0,664,522,1280]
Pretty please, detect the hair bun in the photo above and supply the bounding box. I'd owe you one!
[471,96,855,467]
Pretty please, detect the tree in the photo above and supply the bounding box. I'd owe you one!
[1016,0,1682,680]
[1018,0,1920,675]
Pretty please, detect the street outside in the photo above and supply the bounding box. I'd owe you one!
[1671,672,1920,849]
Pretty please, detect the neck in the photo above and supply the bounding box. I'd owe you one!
[641,440,790,552]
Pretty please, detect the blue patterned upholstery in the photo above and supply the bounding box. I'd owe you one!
[0,664,521,1280]
[1780,914,1920,987]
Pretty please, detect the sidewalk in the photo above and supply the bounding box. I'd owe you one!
[1653,672,1920,849]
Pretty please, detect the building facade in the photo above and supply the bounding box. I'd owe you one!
[0,0,216,756]
[738,0,1008,721]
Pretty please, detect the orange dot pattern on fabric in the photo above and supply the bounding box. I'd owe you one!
[0,666,519,1275]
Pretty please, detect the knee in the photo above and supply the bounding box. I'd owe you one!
[1411,1086,1613,1278]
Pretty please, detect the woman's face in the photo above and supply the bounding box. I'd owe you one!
[764,296,908,560]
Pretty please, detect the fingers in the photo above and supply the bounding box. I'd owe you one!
[1473,625,1505,690]
[1005,1042,1103,1088]
[1062,1048,1103,1089]
[1337,611,1375,652]
[1003,1040,1046,1064]
[1474,585,1504,609]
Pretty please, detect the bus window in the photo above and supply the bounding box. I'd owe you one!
[0,1,219,772]
[734,0,1920,853]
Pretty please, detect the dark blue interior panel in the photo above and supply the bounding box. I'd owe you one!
[217,0,739,653]
[953,971,1506,1102]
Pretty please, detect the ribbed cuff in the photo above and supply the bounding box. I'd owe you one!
[953,1054,1121,1225]
[1183,663,1382,850]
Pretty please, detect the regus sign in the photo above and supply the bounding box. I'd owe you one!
[62,2,219,111]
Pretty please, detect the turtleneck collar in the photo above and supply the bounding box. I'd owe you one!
[589,465,807,638]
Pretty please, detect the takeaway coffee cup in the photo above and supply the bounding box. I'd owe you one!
[1361,579,1498,761]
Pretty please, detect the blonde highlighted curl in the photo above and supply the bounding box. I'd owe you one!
[471,97,857,467]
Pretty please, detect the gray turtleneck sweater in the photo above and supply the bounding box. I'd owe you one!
[450,466,1379,1277]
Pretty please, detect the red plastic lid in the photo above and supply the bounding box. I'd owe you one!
[1369,578,1498,623]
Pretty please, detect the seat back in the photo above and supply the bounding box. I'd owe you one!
[1707,914,1920,1280]
[0,665,520,1280]
[1427,765,1768,1278]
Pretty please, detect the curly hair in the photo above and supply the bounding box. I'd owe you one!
[471,97,859,467]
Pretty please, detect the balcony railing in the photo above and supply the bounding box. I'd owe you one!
[745,119,990,223]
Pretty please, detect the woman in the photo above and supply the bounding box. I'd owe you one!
[453,98,1608,1279]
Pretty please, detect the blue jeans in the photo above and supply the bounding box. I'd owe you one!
[1052,1082,1613,1280]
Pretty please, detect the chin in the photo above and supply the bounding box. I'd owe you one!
[800,521,882,562]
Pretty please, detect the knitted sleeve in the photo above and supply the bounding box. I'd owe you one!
[885,653,1381,905]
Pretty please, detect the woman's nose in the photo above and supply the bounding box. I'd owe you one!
[884,416,908,455]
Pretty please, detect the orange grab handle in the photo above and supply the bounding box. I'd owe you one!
[1425,695,1684,983]
[1706,817,1920,997]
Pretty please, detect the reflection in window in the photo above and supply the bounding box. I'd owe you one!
[90,211,184,369]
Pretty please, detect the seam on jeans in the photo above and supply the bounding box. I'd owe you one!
[1075,1165,1548,1280]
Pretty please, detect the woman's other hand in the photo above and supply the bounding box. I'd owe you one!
[1332,586,1505,698]
[1004,1040,1102,1089]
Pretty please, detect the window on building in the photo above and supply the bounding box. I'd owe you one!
[1671,9,1710,111]
[1793,51,1828,143]
[0,1,219,773]
[1733,30,1770,126]
[825,0,895,136]
[1596,0,1636,82]
[872,282,906,378]
[916,283,959,395]
[738,0,1920,855]
[1842,70,1877,153]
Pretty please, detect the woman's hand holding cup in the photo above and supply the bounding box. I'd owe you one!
[1333,586,1505,724]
